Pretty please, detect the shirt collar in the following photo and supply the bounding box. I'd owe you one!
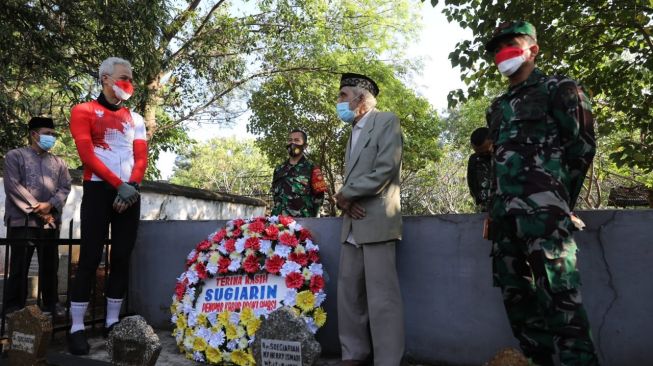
[354,109,373,130]
[508,68,544,95]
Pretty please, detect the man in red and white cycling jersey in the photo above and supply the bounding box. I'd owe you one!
[68,57,147,355]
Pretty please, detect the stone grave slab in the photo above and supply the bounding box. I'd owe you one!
[106,315,161,366]
[6,305,52,366]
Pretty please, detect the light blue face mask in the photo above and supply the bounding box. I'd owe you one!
[37,134,56,151]
[336,102,355,123]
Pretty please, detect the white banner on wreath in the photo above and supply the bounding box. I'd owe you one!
[195,273,289,313]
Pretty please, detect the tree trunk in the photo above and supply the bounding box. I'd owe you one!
[142,75,162,140]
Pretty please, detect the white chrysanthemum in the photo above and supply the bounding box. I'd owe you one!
[185,287,196,299]
[303,316,318,334]
[195,326,211,339]
[259,240,272,253]
[254,308,269,318]
[227,258,241,272]
[198,253,207,262]
[274,245,291,258]
[188,311,198,327]
[269,216,279,223]
[235,238,246,253]
[208,330,225,348]
[294,223,303,231]
[314,291,326,307]
[171,314,178,323]
[186,249,197,261]
[283,289,298,306]
[305,239,318,251]
[193,351,205,362]
[206,262,218,275]
[309,263,323,276]
[226,340,238,351]
[218,242,228,255]
[229,312,241,325]
[280,260,301,276]
[207,312,218,327]
[186,270,199,285]
[175,330,183,344]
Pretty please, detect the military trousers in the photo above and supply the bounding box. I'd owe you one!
[490,214,599,366]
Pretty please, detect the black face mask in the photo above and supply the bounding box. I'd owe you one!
[287,143,304,157]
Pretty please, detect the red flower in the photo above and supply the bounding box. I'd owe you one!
[307,250,320,263]
[289,252,308,267]
[245,237,261,251]
[248,221,265,234]
[264,225,280,240]
[212,229,227,242]
[279,232,299,247]
[196,240,211,251]
[224,239,236,253]
[196,262,208,280]
[243,254,260,273]
[231,228,242,238]
[218,256,231,274]
[186,251,199,267]
[278,215,294,226]
[299,228,312,242]
[265,255,285,274]
[309,275,325,293]
[175,280,187,300]
[285,272,305,289]
[232,219,245,229]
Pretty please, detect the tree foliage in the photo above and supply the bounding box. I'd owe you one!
[247,0,441,215]
[423,0,653,176]
[170,137,273,199]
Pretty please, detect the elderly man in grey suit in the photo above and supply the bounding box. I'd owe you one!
[333,73,404,366]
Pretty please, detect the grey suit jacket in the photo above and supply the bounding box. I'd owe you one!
[339,110,403,244]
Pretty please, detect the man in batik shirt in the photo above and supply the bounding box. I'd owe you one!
[271,129,327,217]
[485,21,599,366]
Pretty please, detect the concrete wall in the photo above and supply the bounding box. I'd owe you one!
[129,211,653,366]
[0,177,265,238]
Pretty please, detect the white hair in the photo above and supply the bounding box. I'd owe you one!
[351,87,377,112]
[98,57,132,80]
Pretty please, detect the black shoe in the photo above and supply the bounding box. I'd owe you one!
[68,330,90,355]
[103,322,117,338]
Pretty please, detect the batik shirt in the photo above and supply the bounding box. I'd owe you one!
[3,147,72,228]
[271,156,327,217]
[486,68,596,220]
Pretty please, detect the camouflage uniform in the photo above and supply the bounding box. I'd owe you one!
[487,68,599,366]
[271,156,327,217]
[467,152,492,212]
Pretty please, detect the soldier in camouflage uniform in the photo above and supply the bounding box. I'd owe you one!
[485,21,599,366]
[467,127,492,212]
[271,129,327,217]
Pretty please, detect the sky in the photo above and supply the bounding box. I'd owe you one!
[156,3,472,180]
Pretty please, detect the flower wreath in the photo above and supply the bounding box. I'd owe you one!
[170,215,327,365]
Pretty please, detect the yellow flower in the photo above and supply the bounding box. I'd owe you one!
[296,290,315,312]
[218,311,231,327]
[236,325,246,339]
[246,318,261,336]
[210,324,223,333]
[170,301,179,313]
[230,349,255,366]
[313,307,327,327]
[294,245,306,254]
[193,336,208,352]
[209,252,220,264]
[176,314,187,330]
[197,313,208,327]
[240,307,255,324]
[225,323,238,340]
[205,346,222,364]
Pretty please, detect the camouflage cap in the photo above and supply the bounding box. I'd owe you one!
[485,21,537,53]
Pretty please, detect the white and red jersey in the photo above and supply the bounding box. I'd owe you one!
[70,99,148,188]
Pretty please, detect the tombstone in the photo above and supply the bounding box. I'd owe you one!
[106,315,161,366]
[252,307,321,366]
[6,305,52,366]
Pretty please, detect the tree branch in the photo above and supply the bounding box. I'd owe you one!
[160,0,202,55]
